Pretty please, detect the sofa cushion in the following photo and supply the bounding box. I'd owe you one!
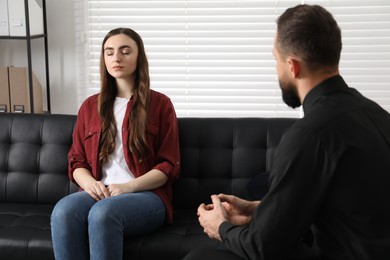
[0,114,78,260]
[123,209,220,260]
[173,118,295,208]
[247,171,270,200]
[0,114,78,204]
[0,114,296,260]
[0,203,54,259]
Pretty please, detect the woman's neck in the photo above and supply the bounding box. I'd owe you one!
[116,78,134,99]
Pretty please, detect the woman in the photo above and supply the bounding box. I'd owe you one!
[51,28,180,260]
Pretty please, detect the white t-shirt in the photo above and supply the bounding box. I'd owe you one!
[101,97,135,185]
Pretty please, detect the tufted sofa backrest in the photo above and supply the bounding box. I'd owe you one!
[0,114,296,208]
[0,113,78,204]
[173,117,296,209]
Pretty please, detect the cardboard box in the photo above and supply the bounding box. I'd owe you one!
[8,0,44,36]
[0,0,9,36]
[0,66,10,112]
[8,66,42,113]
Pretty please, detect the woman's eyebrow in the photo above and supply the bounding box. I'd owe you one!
[119,45,132,50]
[104,45,132,51]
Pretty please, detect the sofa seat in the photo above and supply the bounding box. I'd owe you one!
[0,113,296,260]
[0,204,54,259]
[123,209,220,259]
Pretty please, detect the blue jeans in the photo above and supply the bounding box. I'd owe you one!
[51,191,166,260]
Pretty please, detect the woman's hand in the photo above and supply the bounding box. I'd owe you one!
[84,180,110,201]
[73,168,110,201]
[107,183,130,196]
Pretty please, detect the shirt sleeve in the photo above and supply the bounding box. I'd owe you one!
[151,97,180,183]
[67,100,93,183]
[219,126,336,259]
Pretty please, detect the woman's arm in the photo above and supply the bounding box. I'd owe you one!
[68,96,99,183]
[107,169,168,196]
[149,93,180,183]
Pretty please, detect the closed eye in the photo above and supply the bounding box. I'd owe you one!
[121,47,131,55]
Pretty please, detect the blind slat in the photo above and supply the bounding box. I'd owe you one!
[77,0,390,117]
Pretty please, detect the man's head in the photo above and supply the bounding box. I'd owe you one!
[274,4,342,108]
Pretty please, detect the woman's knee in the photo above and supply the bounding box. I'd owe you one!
[51,197,75,222]
[51,192,94,223]
[88,199,119,227]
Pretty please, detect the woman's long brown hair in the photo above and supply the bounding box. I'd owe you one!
[98,28,150,164]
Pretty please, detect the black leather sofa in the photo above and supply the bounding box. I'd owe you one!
[0,113,296,260]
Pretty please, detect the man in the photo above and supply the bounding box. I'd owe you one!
[183,4,390,260]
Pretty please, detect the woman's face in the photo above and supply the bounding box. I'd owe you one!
[104,34,139,80]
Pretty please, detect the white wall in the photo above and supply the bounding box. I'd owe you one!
[0,0,79,114]
[45,0,79,114]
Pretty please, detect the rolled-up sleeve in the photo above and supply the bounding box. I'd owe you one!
[67,98,96,183]
[152,97,180,183]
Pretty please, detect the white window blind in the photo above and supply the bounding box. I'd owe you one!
[77,0,390,117]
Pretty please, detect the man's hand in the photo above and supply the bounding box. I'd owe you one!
[197,195,228,241]
[218,194,260,225]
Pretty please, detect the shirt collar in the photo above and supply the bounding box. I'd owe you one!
[302,75,348,115]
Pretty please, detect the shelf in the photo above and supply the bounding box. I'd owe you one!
[0,0,50,113]
[0,34,47,40]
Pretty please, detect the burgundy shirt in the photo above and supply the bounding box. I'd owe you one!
[68,90,180,223]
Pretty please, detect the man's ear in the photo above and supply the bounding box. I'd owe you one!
[287,57,301,78]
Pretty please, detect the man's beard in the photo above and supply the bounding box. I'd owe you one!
[279,77,301,109]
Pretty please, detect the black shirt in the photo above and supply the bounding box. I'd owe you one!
[220,75,390,260]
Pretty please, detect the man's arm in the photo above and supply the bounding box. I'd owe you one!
[218,128,331,259]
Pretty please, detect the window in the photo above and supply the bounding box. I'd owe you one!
[76,0,390,117]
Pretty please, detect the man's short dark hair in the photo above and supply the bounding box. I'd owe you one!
[276,4,342,72]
